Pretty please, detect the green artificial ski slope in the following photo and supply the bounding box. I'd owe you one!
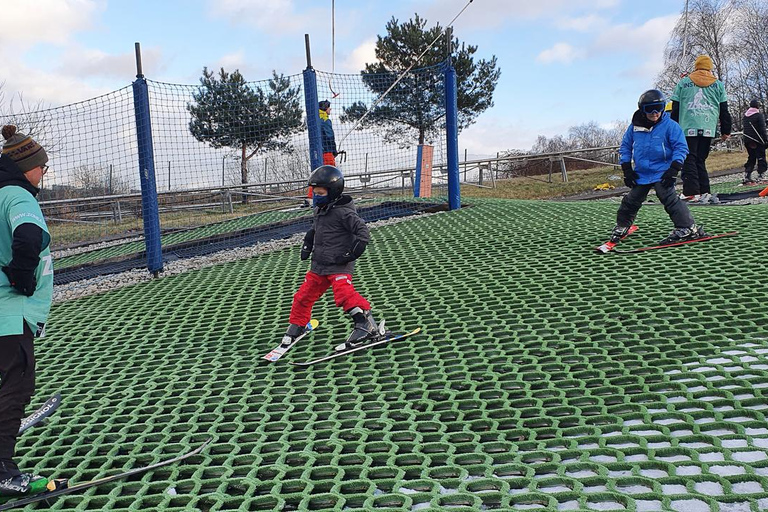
[21,198,768,511]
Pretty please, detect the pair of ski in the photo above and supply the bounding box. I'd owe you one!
[0,438,211,510]
[263,319,420,366]
[595,225,738,254]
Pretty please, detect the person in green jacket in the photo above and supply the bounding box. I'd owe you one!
[0,126,54,497]
[670,54,733,201]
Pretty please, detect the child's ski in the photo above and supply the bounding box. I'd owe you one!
[291,328,421,367]
[595,225,638,253]
[0,438,211,510]
[263,319,319,362]
[613,231,738,253]
[18,393,62,435]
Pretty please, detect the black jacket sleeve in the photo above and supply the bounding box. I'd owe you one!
[10,223,43,271]
[719,101,732,135]
[671,101,680,123]
[758,113,768,145]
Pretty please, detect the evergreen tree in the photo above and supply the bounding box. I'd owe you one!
[341,14,500,146]
[188,67,303,192]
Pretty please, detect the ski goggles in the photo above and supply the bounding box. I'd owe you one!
[642,102,666,115]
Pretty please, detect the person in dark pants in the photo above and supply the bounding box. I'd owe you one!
[0,126,54,497]
[281,165,385,353]
[742,98,767,183]
[611,90,706,246]
[670,55,732,201]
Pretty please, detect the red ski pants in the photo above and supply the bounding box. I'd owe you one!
[289,272,370,326]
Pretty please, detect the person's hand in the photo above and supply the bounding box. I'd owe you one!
[621,162,638,188]
[300,229,314,261]
[335,252,354,265]
[661,161,683,187]
[2,266,36,296]
[721,134,731,141]
[335,239,368,265]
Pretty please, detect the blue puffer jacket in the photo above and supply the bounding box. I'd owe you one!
[619,111,689,185]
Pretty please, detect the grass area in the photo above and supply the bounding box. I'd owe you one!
[49,198,300,249]
[461,150,747,200]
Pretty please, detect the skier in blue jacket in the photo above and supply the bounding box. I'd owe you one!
[610,89,707,246]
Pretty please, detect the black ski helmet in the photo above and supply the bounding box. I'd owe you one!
[319,99,331,111]
[750,98,762,109]
[309,165,344,201]
[638,89,667,114]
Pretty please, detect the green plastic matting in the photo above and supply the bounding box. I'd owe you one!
[19,198,768,511]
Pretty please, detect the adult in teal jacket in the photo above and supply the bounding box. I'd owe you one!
[611,90,706,246]
[0,126,53,497]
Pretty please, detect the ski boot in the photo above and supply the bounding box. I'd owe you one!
[743,169,755,185]
[280,323,306,349]
[658,224,707,246]
[609,225,631,243]
[335,307,386,352]
[0,460,50,498]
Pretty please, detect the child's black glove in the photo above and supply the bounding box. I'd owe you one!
[621,162,638,188]
[300,229,315,261]
[336,239,368,264]
[2,266,36,296]
[661,161,683,187]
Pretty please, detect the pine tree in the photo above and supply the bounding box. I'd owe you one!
[341,14,500,146]
[188,68,303,198]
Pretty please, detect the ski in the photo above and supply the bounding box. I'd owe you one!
[0,438,212,510]
[263,319,319,362]
[291,328,421,367]
[18,393,62,435]
[595,224,638,253]
[613,231,738,253]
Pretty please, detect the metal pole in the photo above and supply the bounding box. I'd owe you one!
[168,161,171,191]
[135,42,143,78]
[682,0,689,62]
[222,156,225,187]
[305,34,312,69]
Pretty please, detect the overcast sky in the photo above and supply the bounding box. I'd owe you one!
[0,0,685,156]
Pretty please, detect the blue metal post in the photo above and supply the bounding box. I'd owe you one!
[444,63,461,210]
[303,35,323,172]
[132,44,163,275]
[303,69,323,171]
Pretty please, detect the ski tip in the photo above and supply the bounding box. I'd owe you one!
[307,319,319,330]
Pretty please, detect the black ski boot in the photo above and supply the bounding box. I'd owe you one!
[335,307,385,352]
[0,460,50,498]
[280,323,306,348]
[659,224,707,246]
[743,169,755,184]
[610,225,631,243]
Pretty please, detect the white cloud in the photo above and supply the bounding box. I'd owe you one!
[0,0,102,47]
[217,51,247,70]
[207,0,322,34]
[536,43,584,65]
[340,39,377,73]
[54,46,164,80]
[590,14,679,79]
[418,0,619,31]
[460,116,551,153]
[555,14,608,32]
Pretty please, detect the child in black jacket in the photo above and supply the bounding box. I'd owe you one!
[281,166,384,352]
